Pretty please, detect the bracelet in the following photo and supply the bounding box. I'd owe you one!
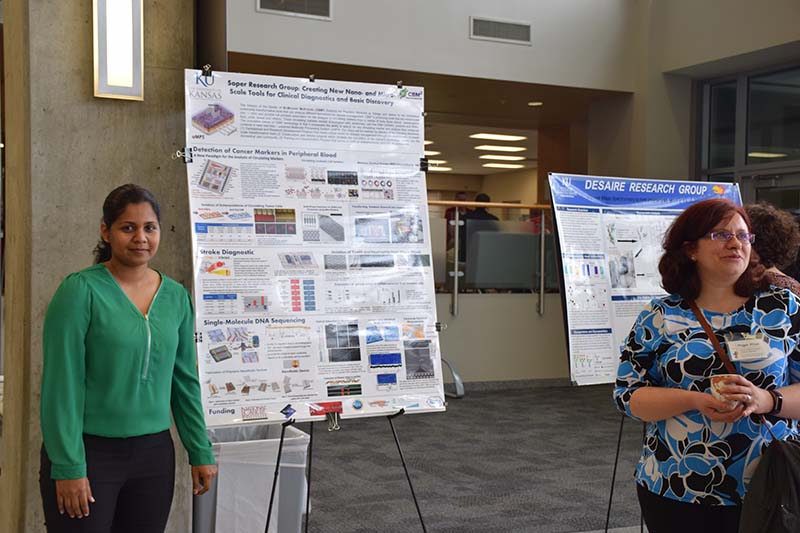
[768,389,783,415]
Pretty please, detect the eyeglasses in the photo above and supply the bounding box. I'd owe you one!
[704,231,756,244]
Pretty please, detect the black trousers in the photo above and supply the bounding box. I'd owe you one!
[40,431,175,533]
[637,483,741,533]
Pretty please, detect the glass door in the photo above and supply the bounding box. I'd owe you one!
[739,173,800,210]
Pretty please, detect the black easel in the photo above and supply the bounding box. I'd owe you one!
[303,409,428,533]
[604,414,646,533]
[388,408,428,532]
[265,418,296,533]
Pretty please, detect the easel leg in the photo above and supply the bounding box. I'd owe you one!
[387,409,427,533]
[605,413,625,533]
[304,421,314,533]
[266,419,295,533]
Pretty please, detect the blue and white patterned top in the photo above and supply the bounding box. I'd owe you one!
[613,288,800,506]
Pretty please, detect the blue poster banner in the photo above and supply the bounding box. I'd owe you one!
[549,173,740,210]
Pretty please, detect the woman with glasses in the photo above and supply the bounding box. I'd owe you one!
[613,198,800,533]
[745,201,800,296]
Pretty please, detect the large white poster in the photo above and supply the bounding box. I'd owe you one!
[549,173,742,386]
[184,70,445,426]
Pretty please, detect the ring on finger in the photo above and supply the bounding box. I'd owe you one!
[745,394,752,403]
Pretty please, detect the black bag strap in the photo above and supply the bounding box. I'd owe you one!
[688,300,737,374]
[688,299,777,439]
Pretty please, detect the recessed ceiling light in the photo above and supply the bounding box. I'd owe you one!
[469,133,527,141]
[424,150,441,156]
[748,151,787,158]
[479,154,526,161]
[527,101,543,107]
[424,140,434,145]
[428,166,452,172]
[428,159,448,165]
[482,163,525,169]
[474,145,526,152]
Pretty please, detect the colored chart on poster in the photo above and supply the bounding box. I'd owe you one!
[184,70,445,426]
[548,173,742,386]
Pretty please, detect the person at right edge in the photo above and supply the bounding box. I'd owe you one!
[745,201,800,296]
[613,198,800,533]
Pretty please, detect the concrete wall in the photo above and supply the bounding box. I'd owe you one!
[435,294,569,382]
[481,168,539,209]
[227,0,640,92]
[2,1,197,531]
[654,0,800,74]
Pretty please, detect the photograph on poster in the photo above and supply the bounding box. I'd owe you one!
[198,160,233,194]
[192,103,235,135]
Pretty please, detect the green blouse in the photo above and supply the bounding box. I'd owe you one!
[41,264,214,479]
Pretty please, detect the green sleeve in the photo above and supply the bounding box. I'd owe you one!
[171,288,215,465]
[41,273,90,479]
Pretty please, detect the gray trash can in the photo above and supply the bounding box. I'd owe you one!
[193,424,309,533]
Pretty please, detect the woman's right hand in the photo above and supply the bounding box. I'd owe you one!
[55,477,95,518]
[694,392,746,422]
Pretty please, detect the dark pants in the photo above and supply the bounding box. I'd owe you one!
[40,431,175,533]
[637,483,741,533]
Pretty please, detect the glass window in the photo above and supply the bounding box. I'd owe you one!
[748,67,800,164]
[709,81,737,169]
[756,186,800,209]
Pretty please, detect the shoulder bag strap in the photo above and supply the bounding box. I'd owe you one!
[687,300,737,374]
[688,299,776,435]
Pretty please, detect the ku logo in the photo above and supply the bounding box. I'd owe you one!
[196,72,215,87]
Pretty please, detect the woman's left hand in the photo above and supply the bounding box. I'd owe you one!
[718,375,773,418]
[192,464,218,496]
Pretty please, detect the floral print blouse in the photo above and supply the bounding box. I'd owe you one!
[614,288,800,505]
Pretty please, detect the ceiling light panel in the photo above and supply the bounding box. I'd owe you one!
[424,150,441,156]
[474,145,526,152]
[428,167,452,172]
[469,133,527,141]
[483,163,525,169]
[479,154,525,161]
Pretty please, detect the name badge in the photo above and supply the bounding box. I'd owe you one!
[723,331,770,361]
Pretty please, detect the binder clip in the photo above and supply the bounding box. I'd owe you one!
[308,74,316,83]
[172,147,193,164]
[396,80,404,89]
[201,64,213,81]
[435,322,447,332]
[325,412,341,432]
[419,158,429,172]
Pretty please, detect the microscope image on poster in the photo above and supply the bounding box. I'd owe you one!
[608,251,637,289]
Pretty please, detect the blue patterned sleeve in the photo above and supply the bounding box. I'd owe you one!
[613,300,665,420]
[784,290,800,385]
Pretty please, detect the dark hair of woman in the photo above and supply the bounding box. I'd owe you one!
[745,202,800,269]
[93,184,161,264]
[658,198,765,300]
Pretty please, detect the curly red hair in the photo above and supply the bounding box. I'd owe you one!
[659,198,765,300]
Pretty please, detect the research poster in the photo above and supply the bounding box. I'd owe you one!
[548,173,742,386]
[184,70,445,426]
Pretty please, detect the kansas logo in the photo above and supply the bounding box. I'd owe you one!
[195,72,215,87]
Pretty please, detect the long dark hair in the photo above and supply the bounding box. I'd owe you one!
[93,184,161,264]
[659,198,765,300]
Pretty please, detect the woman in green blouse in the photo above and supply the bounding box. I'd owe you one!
[40,184,216,532]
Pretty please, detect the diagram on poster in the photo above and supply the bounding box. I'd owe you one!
[185,70,445,426]
[549,173,742,386]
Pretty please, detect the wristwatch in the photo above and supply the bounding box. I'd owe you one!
[768,389,783,415]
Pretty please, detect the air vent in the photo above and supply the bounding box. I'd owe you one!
[257,0,332,20]
[470,16,531,46]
